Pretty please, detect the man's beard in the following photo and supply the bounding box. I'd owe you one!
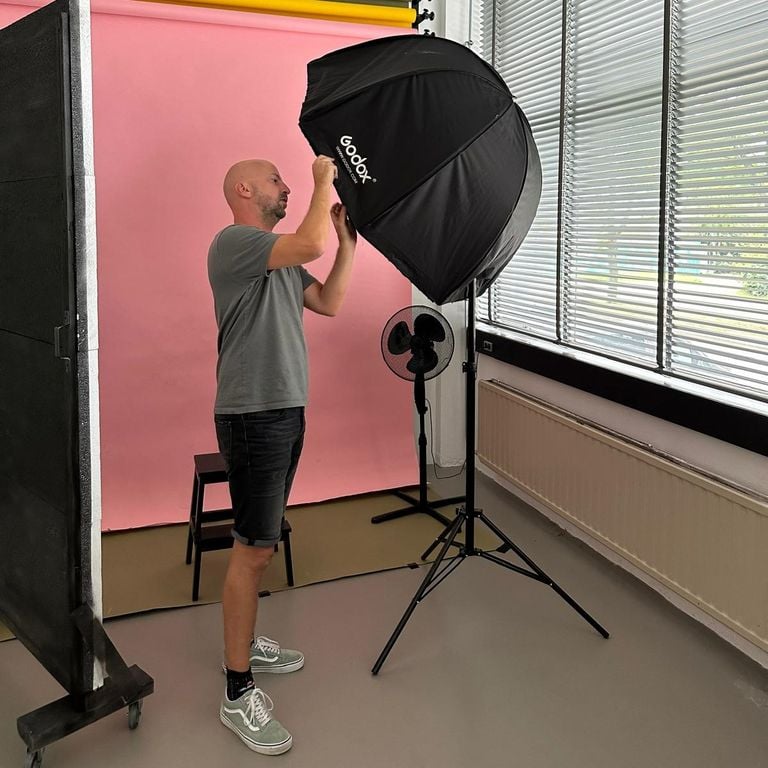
[257,194,287,222]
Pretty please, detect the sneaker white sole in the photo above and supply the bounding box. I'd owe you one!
[220,657,305,675]
[219,711,293,755]
[252,657,304,674]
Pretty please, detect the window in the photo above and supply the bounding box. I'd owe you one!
[476,0,563,338]
[475,0,768,407]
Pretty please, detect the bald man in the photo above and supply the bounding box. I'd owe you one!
[208,156,356,755]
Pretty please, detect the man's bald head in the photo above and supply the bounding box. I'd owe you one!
[223,159,290,229]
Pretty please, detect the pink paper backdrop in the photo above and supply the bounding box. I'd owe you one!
[1,1,418,530]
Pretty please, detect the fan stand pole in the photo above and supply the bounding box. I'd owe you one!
[370,373,465,526]
[372,280,609,676]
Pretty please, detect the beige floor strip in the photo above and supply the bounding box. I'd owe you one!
[1,489,495,642]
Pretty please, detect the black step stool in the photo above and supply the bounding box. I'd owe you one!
[185,452,294,601]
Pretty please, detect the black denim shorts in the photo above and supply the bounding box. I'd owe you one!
[214,408,305,548]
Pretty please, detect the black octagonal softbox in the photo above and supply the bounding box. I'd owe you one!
[299,34,541,305]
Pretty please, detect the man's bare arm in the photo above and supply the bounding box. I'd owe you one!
[268,156,336,269]
[303,204,357,317]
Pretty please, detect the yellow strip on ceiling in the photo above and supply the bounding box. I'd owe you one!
[139,0,416,26]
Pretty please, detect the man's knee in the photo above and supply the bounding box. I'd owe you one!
[232,540,275,573]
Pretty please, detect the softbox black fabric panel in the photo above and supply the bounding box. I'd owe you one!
[299,35,541,305]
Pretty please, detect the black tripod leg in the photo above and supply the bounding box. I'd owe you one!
[478,513,609,638]
[372,513,465,675]
[421,511,464,561]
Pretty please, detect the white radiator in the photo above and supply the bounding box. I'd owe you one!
[477,379,768,655]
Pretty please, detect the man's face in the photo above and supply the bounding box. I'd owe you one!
[253,166,290,222]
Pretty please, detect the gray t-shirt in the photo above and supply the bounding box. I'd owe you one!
[208,224,317,414]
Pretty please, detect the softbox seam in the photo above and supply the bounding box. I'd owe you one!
[300,69,510,122]
[366,100,515,230]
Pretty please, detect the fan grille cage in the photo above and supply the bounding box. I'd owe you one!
[381,305,454,381]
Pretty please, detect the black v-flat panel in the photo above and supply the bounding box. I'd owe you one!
[0,2,69,343]
[0,177,69,343]
[0,0,83,695]
[0,9,64,180]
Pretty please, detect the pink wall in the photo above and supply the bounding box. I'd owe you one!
[1,1,417,530]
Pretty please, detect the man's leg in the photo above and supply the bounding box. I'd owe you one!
[216,410,304,756]
[223,540,274,672]
[219,536,293,756]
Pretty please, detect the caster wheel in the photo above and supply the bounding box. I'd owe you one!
[128,701,143,730]
[24,749,43,768]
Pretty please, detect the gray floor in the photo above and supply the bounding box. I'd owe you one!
[2,471,767,768]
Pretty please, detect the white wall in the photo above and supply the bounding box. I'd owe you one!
[411,1,477,470]
[411,289,467,467]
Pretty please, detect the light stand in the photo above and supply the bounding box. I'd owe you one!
[372,280,609,676]
[371,371,465,527]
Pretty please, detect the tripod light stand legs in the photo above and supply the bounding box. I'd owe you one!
[420,513,465,561]
[373,507,609,675]
[477,511,609,639]
[372,513,466,675]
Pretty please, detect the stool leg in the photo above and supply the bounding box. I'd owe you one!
[193,541,202,602]
[283,530,294,587]
[191,477,208,600]
[185,473,199,565]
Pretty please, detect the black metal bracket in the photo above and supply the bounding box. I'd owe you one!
[412,0,436,35]
[416,9,435,25]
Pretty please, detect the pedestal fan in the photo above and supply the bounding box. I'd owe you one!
[372,306,465,526]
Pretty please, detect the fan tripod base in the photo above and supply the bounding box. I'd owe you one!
[372,505,610,676]
[371,488,465,527]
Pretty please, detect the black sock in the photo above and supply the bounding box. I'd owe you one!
[226,667,254,701]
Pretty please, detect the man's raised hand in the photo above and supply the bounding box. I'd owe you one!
[312,156,337,187]
[331,203,357,246]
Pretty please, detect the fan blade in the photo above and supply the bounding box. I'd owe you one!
[413,313,446,343]
[407,348,439,375]
[387,321,412,355]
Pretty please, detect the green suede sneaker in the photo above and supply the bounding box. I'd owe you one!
[220,687,292,755]
[250,636,304,674]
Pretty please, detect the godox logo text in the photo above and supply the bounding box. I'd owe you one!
[340,135,376,184]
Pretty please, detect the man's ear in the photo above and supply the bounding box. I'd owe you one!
[236,181,252,198]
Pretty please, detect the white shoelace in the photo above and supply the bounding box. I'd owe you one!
[254,635,281,658]
[244,688,274,728]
